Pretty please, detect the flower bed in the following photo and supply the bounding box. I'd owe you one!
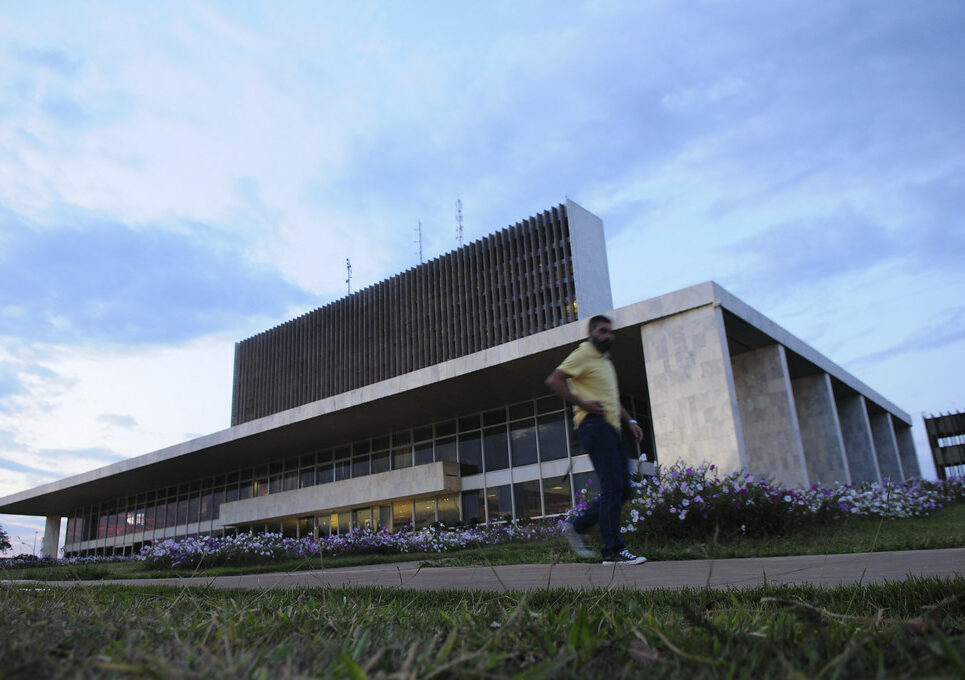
[8,464,963,571]
[139,522,562,570]
[620,462,965,539]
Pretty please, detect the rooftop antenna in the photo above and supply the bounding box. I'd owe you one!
[345,258,352,294]
[415,220,424,263]
[455,197,464,247]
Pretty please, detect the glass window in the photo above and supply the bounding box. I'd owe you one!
[318,449,334,464]
[352,455,370,478]
[513,480,542,519]
[392,430,411,445]
[335,459,352,481]
[367,438,385,453]
[254,468,269,497]
[413,426,433,442]
[297,516,315,538]
[437,494,459,526]
[414,441,434,465]
[413,497,436,530]
[542,476,572,516]
[300,468,316,488]
[199,493,213,521]
[165,501,177,528]
[458,431,482,474]
[337,511,352,535]
[176,498,189,525]
[393,499,413,531]
[486,484,512,523]
[299,454,316,467]
[212,491,224,520]
[352,507,373,532]
[269,474,283,494]
[536,395,563,414]
[284,471,299,492]
[392,446,412,470]
[435,436,457,463]
[318,464,334,484]
[435,420,457,437]
[510,419,538,466]
[537,412,568,461]
[509,401,534,420]
[483,407,507,426]
[377,505,392,531]
[483,425,509,471]
[226,486,239,503]
[461,490,485,525]
[371,450,390,474]
[152,506,165,531]
[458,414,480,432]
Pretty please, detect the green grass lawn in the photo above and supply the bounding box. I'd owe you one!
[2,506,964,677]
[2,576,963,678]
[3,504,964,581]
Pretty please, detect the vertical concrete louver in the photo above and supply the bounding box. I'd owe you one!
[231,202,610,425]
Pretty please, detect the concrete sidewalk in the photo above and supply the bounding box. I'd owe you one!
[10,548,964,592]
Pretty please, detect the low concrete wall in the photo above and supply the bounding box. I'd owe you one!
[220,461,461,525]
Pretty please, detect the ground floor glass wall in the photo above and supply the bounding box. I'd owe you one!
[64,394,649,556]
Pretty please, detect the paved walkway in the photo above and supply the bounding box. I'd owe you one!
[10,548,965,591]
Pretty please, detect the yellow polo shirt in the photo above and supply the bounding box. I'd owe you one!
[556,340,621,431]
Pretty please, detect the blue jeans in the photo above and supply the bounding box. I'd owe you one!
[571,415,630,557]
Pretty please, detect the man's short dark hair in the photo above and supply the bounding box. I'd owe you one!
[588,314,612,332]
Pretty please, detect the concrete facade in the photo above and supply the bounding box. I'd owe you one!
[640,303,745,472]
[836,394,881,483]
[895,424,921,479]
[791,374,850,485]
[869,410,903,480]
[0,205,919,558]
[731,344,808,488]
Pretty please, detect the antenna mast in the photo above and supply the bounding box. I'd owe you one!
[345,258,352,294]
[415,220,424,263]
[455,197,464,247]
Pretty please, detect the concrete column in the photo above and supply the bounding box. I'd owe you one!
[640,304,745,474]
[791,373,850,486]
[41,516,61,557]
[731,344,808,487]
[869,409,903,480]
[836,394,881,483]
[894,422,921,478]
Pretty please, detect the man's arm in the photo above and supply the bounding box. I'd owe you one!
[620,406,644,443]
[544,369,605,415]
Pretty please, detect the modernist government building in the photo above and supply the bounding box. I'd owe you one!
[0,201,921,556]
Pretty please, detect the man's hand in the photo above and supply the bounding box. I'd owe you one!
[628,420,644,443]
[581,400,605,415]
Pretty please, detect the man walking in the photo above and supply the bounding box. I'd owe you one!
[545,314,647,565]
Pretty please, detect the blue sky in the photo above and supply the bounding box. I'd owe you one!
[1,1,963,554]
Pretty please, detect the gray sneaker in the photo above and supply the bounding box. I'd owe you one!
[602,549,647,566]
[561,521,595,559]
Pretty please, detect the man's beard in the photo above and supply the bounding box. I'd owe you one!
[592,337,613,352]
